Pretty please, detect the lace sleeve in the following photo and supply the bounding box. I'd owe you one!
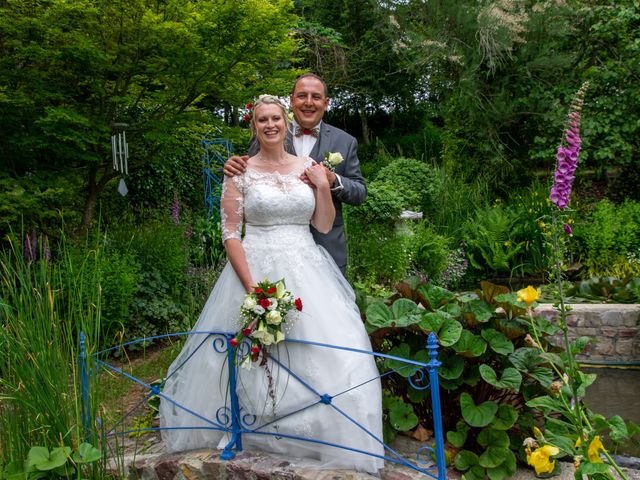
[220,176,244,242]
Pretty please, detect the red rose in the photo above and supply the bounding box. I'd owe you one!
[242,328,252,336]
[255,287,263,294]
[229,337,238,347]
[266,287,277,295]
[243,114,250,122]
[259,298,271,309]
[295,298,303,311]
[246,102,253,109]
[251,345,260,354]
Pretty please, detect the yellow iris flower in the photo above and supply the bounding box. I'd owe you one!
[587,436,605,463]
[517,285,541,307]
[527,444,559,475]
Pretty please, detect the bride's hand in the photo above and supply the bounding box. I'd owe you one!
[304,163,330,189]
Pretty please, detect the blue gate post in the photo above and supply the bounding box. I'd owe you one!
[427,332,447,480]
[220,335,242,459]
[79,331,92,442]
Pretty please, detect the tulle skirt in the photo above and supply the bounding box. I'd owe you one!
[159,225,384,473]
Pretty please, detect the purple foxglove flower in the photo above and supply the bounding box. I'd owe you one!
[171,195,180,225]
[563,223,573,236]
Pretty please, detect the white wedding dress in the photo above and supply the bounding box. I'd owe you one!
[159,158,384,473]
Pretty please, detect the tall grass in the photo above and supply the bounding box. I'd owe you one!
[0,233,103,470]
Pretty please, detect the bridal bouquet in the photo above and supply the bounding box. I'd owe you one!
[230,278,302,362]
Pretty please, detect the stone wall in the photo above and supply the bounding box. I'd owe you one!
[534,304,640,363]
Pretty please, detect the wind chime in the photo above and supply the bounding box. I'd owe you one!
[111,123,129,196]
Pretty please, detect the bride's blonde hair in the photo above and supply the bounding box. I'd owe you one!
[249,94,289,134]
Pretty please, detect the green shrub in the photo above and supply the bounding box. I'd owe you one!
[575,199,640,277]
[410,222,452,282]
[373,157,437,212]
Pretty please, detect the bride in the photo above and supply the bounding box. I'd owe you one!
[159,95,384,473]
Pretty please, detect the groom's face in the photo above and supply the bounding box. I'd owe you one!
[291,77,329,129]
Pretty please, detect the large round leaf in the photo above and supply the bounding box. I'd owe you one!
[446,423,470,448]
[490,404,518,430]
[417,284,455,309]
[454,450,479,471]
[480,328,514,355]
[439,354,464,380]
[464,465,486,480]
[27,446,70,471]
[478,446,508,468]
[453,330,487,357]
[389,400,419,432]
[384,344,428,377]
[365,299,421,329]
[464,299,494,324]
[479,365,522,391]
[460,393,498,427]
[439,318,463,346]
[419,311,446,332]
[477,428,510,449]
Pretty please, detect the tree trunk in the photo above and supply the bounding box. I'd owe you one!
[75,163,119,238]
[358,105,370,146]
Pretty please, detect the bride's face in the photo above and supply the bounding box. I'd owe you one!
[253,103,287,148]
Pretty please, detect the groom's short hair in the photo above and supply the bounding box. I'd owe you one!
[292,73,329,98]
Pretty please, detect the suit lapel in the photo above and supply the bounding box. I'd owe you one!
[309,123,331,162]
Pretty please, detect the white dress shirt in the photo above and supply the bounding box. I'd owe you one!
[292,120,321,157]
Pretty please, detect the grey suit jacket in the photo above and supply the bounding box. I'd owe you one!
[248,122,367,271]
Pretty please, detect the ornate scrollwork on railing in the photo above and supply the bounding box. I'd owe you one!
[416,445,437,466]
[211,334,229,353]
[407,368,431,391]
[216,406,232,427]
[240,409,257,428]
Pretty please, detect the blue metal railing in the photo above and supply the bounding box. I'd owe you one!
[202,134,233,219]
[80,331,447,479]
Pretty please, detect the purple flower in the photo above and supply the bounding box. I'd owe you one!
[563,223,573,236]
[24,229,37,262]
[171,194,180,225]
[549,83,589,210]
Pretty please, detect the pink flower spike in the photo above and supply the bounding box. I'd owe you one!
[563,223,573,236]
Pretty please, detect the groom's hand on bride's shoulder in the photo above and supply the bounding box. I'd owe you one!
[224,155,249,177]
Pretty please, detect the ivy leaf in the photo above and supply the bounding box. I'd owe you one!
[389,400,419,431]
[490,404,518,430]
[479,365,522,391]
[480,328,514,355]
[460,392,498,427]
[454,450,479,471]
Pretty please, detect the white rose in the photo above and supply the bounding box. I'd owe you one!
[325,152,344,168]
[266,310,282,325]
[267,298,278,311]
[243,296,257,309]
[253,305,265,315]
[252,329,274,345]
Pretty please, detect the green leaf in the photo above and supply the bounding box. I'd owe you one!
[447,423,470,448]
[366,299,421,329]
[479,365,522,391]
[465,299,494,323]
[527,366,554,388]
[478,446,508,468]
[537,352,564,369]
[419,311,445,332]
[486,449,516,480]
[2,461,26,480]
[460,393,498,427]
[384,344,421,377]
[439,354,465,380]
[463,465,486,480]
[607,415,629,442]
[578,462,612,475]
[452,330,487,357]
[365,302,393,329]
[27,446,70,471]
[389,400,419,432]
[73,443,101,463]
[417,284,455,309]
[438,318,463,346]
[490,404,518,430]
[480,329,514,355]
[526,395,563,412]
[477,428,510,448]
[454,450,479,471]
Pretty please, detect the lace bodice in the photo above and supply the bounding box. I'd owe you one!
[220,159,315,242]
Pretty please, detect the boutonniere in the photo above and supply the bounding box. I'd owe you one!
[323,151,344,171]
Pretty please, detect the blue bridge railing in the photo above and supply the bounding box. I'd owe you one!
[81,331,447,479]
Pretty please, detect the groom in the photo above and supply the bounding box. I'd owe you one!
[224,73,367,274]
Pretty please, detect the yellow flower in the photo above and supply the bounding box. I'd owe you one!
[517,285,541,307]
[527,445,559,475]
[587,436,605,463]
